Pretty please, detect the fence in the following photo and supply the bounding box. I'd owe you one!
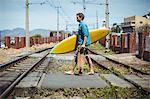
[4,36,66,49]
[99,32,150,61]
[100,32,136,53]
[137,32,150,61]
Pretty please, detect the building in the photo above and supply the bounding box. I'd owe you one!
[121,16,150,33]
[143,12,150,19]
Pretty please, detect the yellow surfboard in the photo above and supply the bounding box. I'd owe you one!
[50,28,110,54]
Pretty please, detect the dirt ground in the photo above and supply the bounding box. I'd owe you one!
[0,43,55,64]
[107,53,149,66]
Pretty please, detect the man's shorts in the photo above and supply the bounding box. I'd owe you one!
[77,45,89,55]
[74,45,89,63]
[79,47,88,55]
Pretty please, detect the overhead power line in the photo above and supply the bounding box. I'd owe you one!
[45,0,75,32]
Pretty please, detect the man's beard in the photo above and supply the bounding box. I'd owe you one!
[77,19,80,22]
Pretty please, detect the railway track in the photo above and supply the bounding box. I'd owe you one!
[0,47,53,98]
[88,48,150,75]
[0,46,149,98]
[88,49,150,95]
[0,47,53,70]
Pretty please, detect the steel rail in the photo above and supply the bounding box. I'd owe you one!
[88,48,150,75]
[0,46,53,70]
[0,52,50,98]
[91,57,150,95]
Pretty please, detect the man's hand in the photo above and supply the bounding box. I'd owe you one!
[81,44,85,48]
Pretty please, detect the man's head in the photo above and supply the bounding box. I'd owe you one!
[76,13,84,22]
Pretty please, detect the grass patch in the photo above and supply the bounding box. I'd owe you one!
[89,43,115,55]
[15,87,149,99]
[57,63,110,74]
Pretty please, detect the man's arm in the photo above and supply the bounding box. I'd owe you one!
[81,24,88,47]
[82,36,87,47]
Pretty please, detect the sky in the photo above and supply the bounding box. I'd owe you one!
[0,0,149,31]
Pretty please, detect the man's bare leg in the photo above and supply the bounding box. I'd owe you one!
[77,49,83,74]
[64,56,77,75]
[86,55,94,74]
[70,57,77,73]
[79,53,85,74]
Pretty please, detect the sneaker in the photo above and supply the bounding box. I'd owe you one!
[64,71,74,75]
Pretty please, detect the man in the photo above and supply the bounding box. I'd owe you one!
[65,13,94,75]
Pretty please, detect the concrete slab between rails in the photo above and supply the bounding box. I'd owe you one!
[0,76,19,82]
[0,72,21,82]
[0,71,21,77]
[47,54,74,61]
[47,54,106,61]
[41,72,109,89]
[16,72,42,88]
[29,52,47,58]
[140,75,150,80]
[89,55,106,61]
[125,75,150,88]
[101,74,133,88]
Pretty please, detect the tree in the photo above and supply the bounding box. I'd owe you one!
[50,32,53,37]
[111,23,117,32]
[111,23,121,33]
[116,25,121,33]
[136,24,150,33]
[32,34,42,38]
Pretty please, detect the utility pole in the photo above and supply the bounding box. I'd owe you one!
[83,0,86,14]
[24,1,46,54]
[105,0,110,49]
[72,0,86,22]
[105,0,109,28]
[72,0,86,14]
[56,6,61,41]
[72,0,110,48]
[66,21,68,31]
[72,0,103,25]
[25,0,29,54]
[96,9,98,29]
[0,31,1,48]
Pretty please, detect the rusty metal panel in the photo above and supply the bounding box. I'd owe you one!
[143,51,150,62]
[5,36,11,48]
[145,36,150,51]
[20,37,26,48]
[15,37,20,49]
[129,33,136,53]
[30,37,33,47]
[138,32,149,58]
[124,35,128,48]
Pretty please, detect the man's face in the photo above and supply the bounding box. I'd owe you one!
[76,15,82,22]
